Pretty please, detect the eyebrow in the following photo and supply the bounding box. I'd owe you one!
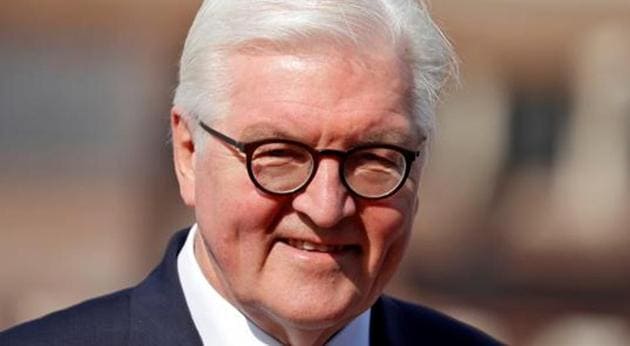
[239,123,424,149]
[358,129,424,149]
[239,123,298,142]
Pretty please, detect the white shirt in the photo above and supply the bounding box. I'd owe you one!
[177,224,371,346]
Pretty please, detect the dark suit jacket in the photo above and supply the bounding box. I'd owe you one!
[0,229,501,345]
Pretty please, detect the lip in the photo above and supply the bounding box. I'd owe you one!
[277,238,360,255]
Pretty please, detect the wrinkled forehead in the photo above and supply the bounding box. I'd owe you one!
[217,47,423,147]
[238,121,422,149]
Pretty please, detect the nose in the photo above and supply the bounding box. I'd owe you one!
[291,158,357,228]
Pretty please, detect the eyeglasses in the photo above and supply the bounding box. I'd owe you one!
[199,121,422,200]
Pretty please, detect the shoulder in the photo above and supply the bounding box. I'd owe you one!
[0,289,132,346]
[371,295,503,345]
[0,229,194,346]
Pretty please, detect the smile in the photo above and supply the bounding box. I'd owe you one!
[284,239,352,253]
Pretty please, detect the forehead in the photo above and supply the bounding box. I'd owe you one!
[220,49,421,147]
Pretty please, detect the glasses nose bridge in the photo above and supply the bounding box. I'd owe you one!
[300,148,352,203]
[315,148,347,161]
[307,148,348,187]
[312,148,348,172]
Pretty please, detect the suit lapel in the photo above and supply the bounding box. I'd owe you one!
[370,296,400,346]
[128,229,203,346]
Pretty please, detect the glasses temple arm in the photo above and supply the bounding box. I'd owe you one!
[198,121,246,151]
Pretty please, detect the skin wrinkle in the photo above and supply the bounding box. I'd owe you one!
[237,121,419,150]
[166,2,461,343]
[172,47,423,345]
[195,229,286,346]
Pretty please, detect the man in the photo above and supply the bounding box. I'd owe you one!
[1,0,500,345]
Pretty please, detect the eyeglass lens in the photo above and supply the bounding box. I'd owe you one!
[251,143,314,193]
[249,142,407,198]
[344,148,406,197]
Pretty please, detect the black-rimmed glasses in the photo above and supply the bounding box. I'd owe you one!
[199,121,422,200]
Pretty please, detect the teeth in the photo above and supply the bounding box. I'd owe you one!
[286,239,344,252]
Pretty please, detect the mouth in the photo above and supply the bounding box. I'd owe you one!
[280,239,359,254]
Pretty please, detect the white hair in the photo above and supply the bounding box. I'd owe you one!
[173,0,457,142]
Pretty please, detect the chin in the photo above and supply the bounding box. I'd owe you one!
[263,287,365,331]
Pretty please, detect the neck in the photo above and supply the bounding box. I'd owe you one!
[249,311,349,346]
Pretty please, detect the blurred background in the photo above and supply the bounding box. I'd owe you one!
[1,0,629,344]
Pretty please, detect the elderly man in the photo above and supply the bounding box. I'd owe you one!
[1,1,500,345]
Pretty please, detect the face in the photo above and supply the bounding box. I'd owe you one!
[172,48,425,343]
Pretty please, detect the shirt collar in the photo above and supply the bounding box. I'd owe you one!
[177,224,371,346]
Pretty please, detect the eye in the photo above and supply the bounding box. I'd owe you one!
[262,148,297,158]
[249,142,314,192]
[252,143,310,166]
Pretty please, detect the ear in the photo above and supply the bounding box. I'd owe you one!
[171,107,196,207]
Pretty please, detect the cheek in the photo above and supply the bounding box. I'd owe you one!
[363,205,409,251]
[194,160,263,227]
[361,197,415,277]
[194,167,289,260]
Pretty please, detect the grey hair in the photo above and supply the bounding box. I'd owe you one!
[173,0,457,142]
